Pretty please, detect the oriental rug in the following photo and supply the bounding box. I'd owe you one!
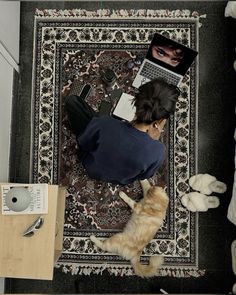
[31,8,205,277]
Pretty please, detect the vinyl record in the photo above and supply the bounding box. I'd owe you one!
[5,187,32,212]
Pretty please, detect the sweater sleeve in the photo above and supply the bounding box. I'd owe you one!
[77,117,100,151]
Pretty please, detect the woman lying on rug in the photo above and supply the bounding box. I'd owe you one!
[63,78,180,185]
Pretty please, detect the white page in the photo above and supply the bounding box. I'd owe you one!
[112,93,136,122]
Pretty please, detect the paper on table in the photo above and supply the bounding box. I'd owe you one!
[112,93,136,122]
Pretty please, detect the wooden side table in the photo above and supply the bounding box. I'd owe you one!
[0,184,66,280]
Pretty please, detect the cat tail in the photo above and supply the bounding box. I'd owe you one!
[131,255,164,278]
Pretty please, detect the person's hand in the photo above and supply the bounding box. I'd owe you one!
[157,119,166,133]
[154,119,166,140]
[61,82,72,98]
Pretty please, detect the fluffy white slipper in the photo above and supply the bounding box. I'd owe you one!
[181,192,220,212]
[209,180,227,194]
[207,196,220,209]
[189,173,227,195]
[181,194,198,212]
[231,240,236,275]
[232,283,236,294]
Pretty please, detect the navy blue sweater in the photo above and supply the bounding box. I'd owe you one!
[77,116,165,185]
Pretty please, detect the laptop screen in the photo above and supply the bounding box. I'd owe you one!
[146,33,198,76]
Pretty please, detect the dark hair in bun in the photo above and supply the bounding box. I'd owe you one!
[133,78,180,124]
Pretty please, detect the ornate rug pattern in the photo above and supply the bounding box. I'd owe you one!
[31,9,205,277]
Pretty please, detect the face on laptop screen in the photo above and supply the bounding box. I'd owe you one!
[146,33,198,76]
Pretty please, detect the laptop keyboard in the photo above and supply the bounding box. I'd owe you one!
[140,61,180,85]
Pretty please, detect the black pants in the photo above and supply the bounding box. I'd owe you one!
[65,95,98,136]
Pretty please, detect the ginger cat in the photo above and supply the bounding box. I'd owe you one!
[90,179,169,277]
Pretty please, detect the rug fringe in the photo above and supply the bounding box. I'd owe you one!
[35,8,206,22]
[55,262,205,278]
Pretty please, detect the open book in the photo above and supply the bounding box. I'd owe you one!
[112,93,136,122]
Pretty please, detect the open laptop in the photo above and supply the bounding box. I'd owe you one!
[132,32,198,88]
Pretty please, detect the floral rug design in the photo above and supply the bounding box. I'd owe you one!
[31,9,205,277]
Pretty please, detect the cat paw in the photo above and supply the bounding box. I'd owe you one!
[139,179,149,186]
[119,191,127,199]
[90,235,96,242]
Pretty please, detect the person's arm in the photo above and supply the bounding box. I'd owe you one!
[61,83,72,98]
[137,144,166,180]
[77,117,100,152]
